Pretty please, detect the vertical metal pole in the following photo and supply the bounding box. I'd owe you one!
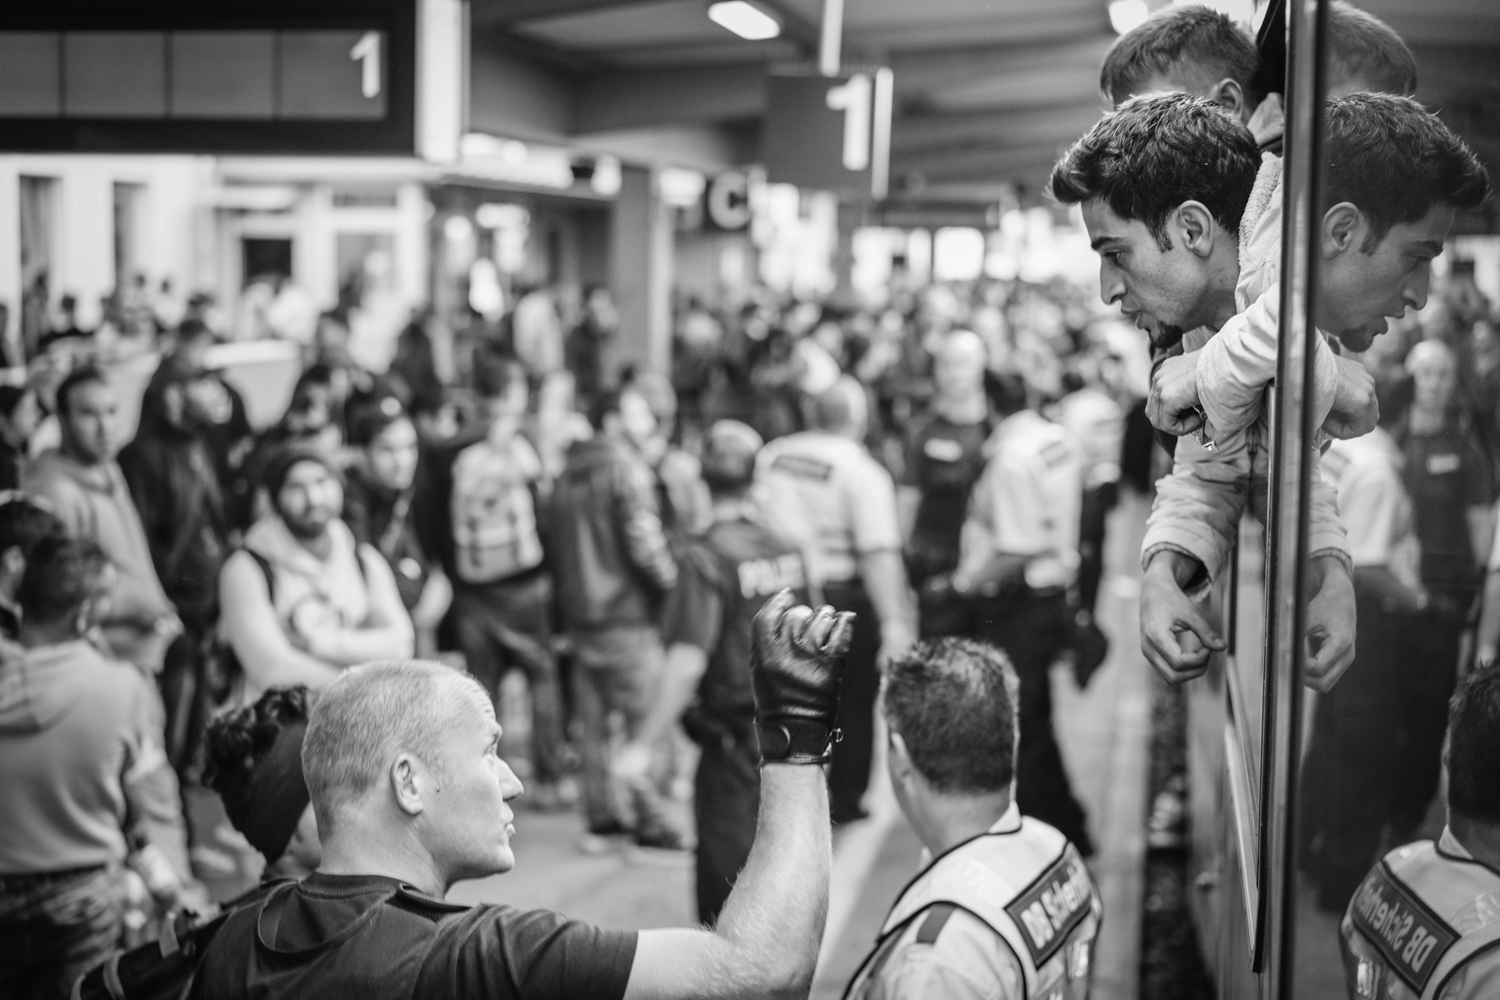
[819,0,844,77]
[1262,0,1328,996]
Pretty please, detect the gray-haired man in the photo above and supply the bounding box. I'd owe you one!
[191,591,852,1000]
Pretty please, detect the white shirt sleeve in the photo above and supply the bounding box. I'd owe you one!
[1335,458,1401,569]
[846,456,904,555]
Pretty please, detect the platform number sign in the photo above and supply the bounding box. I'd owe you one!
[764,67,893,199]
[0,0,417,153]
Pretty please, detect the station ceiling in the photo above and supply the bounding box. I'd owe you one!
[470,0,1500,206]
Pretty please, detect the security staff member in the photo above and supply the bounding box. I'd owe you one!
[845,638,1102,1000]
[948,372,1092,853]
[1341,666,1500,1000]
[613,421,808,922]
[758,376,917,824]
[1396,341,1495,846]
[899,330,994,638]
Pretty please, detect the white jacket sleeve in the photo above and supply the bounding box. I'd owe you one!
[1196,289,1340,441]
[1141,434,1254,595]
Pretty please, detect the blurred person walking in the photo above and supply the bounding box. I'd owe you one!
[612,421,808,921]
[0,539,200,1000]
[1302,381,1428,911]
[845,639,1102,1000]
[758,376,917,824]
[0,383,41,490]
[344,397,451,656]
[551,386,683,847]
[0,497,64,642]
[24,365,181,673]
[119,355,234,771]
[1395,340,1495,842]
[218,445,412,707]
[414,354,567,806]
[949,373,1093,853]
[899,330,994,639]
[1056,366,1125,620]
[22,366,194,881]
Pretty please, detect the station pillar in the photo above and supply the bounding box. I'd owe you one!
[608,164,673,379]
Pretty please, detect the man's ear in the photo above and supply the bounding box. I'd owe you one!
[1174,201,1219,259]
[0,546,23,581]
[390,754,429,817]
[1321,202,1364,259]
[888,729,914,781]
[1209,78,1250,122]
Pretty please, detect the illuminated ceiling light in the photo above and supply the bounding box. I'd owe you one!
[1108,0,1150,35]
[708,1,782,41]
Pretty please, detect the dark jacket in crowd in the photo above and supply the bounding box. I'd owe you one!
[549,438,677,632]
[343,467,430,612]
[119,368,230,632]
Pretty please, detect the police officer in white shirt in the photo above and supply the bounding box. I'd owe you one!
[1341,665,1500,1000]
[946,372,1092,853]
[844,638,1102,1000]
[758,376,917,823]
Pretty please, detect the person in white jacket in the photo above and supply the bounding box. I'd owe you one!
[219,444,413,706]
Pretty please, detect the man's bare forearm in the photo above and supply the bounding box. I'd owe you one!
[625,764,830,1000]
[714,764,829,989]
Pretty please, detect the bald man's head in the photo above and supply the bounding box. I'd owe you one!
[302,660,488,834]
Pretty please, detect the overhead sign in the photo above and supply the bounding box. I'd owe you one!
[0,0,420,154]
[763,67,893,200]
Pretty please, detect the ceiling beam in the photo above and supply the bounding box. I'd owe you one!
[471,0,661,28]
[894,139,1070,182]
[891,102,1103,156]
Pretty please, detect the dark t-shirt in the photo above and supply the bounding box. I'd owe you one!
[1400,420,1494,596]
[190,873,637,1000]
[662,515,806,723]
[901,410,993,581]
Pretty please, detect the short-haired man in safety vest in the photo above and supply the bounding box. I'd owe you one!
[844,638,1102,1000]
[1341,665,1500,999]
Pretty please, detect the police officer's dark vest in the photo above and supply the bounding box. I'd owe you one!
[695,516,807,722]
[844,816,1102,1000]
[1341,835,1500,999]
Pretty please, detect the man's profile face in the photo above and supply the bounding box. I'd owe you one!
[276,460,343,539]
[1323,203,1454,353]
[63,380,121,465]
[423,684,524,881]
[1081,200,1207,350]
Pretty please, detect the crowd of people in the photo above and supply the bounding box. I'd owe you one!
[2,1,1500,998]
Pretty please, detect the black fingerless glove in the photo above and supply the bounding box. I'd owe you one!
[750,590,856,765]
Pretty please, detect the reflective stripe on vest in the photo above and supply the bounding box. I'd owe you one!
[1343,839,1500,999]
[843,818,1102,1000]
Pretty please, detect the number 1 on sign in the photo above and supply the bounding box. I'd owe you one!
[350,31,382,99]
[825,74,871,172]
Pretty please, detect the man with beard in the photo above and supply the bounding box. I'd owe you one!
[120,354,233,769]
[1051,94,1488,689]
[218,445,412,707]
